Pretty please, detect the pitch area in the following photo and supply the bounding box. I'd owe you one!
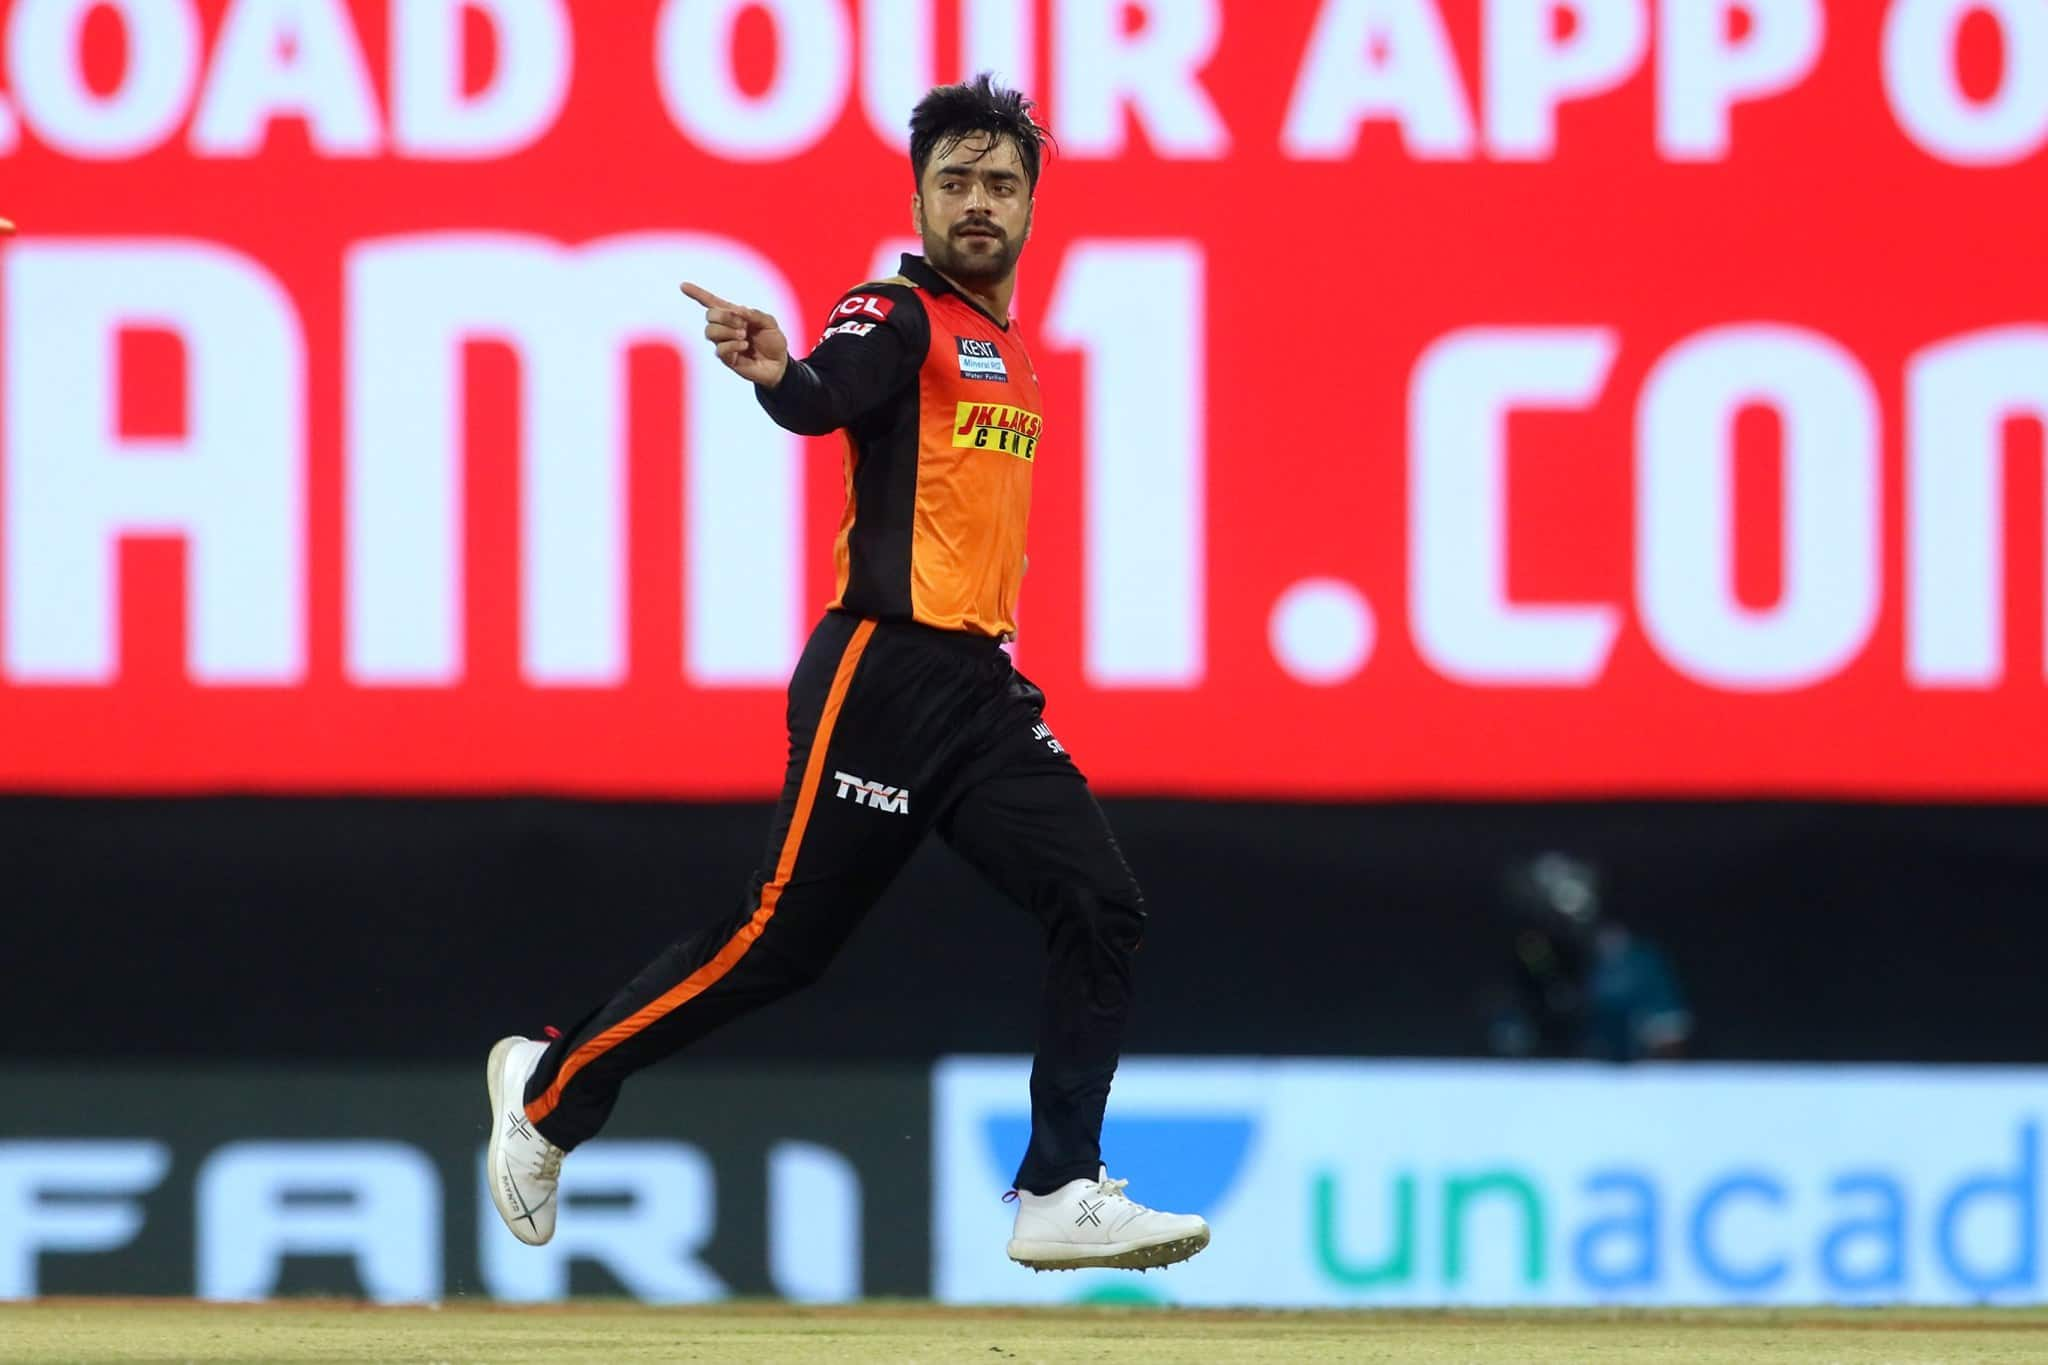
[6,1300,2048,1363]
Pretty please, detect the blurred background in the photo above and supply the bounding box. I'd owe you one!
[5,0,2047,1310]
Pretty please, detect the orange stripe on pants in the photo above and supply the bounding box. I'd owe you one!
[526,619,877,1125]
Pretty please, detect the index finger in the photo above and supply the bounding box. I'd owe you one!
[679,281,732,311]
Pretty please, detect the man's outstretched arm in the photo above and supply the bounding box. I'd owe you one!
[680,280,921,437]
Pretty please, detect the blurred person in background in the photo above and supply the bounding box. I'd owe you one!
[481,74,1208,1276]
[1486,852,1693,1061]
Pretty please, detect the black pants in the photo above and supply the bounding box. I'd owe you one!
[520,611,1147,1194]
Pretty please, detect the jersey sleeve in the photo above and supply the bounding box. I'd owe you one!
[755,284,927,436]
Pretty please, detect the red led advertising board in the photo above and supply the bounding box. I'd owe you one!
[1,0,2044,797]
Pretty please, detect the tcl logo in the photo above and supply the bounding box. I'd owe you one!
[835,294,894,322]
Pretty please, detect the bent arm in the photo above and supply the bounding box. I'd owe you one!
[756,289,925,436]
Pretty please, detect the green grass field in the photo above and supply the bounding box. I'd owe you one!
[5,1302,2048,1364]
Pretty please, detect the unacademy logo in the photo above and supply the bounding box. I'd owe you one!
[833,771,907,814]
[983,1115,1255,1220]
[1312,1121,2044,1299]
[936,1061,2048,1310]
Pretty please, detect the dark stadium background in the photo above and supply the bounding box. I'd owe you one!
[12,797,2043,1065]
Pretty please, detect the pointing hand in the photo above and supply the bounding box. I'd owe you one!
[680,281,789,388]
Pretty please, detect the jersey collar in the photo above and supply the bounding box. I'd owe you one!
[900,253,1011,332]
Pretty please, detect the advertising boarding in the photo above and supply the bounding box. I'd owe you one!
[936,1058,2048,1306]
[3,1,2046,797]
[1,1066,928,1302]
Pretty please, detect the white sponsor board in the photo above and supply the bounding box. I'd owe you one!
[935,1058,2048,1306]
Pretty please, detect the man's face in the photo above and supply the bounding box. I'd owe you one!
[913,132,1033,285]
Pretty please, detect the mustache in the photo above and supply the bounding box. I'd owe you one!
[954,222,1004,239]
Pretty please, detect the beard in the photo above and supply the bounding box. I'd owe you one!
[923,219,1025,284]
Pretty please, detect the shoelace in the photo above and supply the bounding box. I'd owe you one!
[1001,1171,1152,1208]
[534,1026,565,1180]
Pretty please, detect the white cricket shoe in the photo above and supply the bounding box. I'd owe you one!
[485,1036,565,1246]
[1006,1166,1211,1271]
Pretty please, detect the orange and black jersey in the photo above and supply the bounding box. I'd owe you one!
[758,253,1041,640]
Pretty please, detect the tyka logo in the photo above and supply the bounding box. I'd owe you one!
[833,771,908,814]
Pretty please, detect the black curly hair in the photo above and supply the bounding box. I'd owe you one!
[908,72,1054,191]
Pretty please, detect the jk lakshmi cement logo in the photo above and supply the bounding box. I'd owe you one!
[932,1059,2048,1307]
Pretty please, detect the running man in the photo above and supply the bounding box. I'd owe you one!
[485,75,1208,1274]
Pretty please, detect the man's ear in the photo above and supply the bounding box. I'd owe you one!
[911,193,924,235]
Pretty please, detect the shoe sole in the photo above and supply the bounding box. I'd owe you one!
[1008,1226,1211,1272]
[484,1035,548,1246]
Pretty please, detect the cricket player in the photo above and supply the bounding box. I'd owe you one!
[485,75,1208,1273]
